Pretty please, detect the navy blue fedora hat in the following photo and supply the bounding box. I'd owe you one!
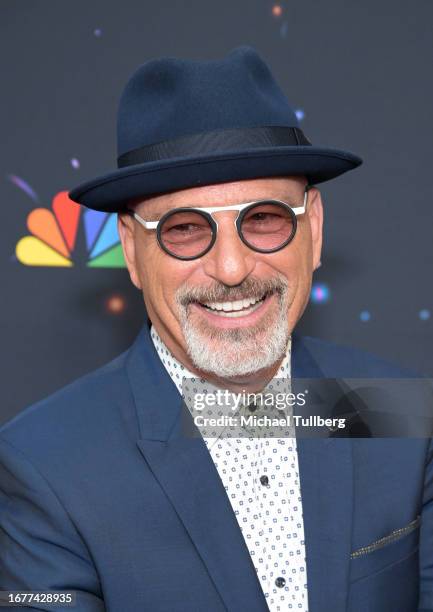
[69,46,362,212]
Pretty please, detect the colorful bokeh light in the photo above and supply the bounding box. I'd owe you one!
[310,283,330,304]
[8,174,39,203]
[106,294,126,314]
[295,109,305,121]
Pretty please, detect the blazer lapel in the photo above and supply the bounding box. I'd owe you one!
[292,335,354,612]
[125,324,353,612]
[126,324,269,612]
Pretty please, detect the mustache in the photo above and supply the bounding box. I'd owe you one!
[175,275,289,306]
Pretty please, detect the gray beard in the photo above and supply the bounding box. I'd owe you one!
[177,290,291,378]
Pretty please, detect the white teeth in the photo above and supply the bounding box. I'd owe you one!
[200,294,268,317]
[202,295,264,312]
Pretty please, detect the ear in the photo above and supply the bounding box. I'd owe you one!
[306,187,323,271]
[117,213,142,290]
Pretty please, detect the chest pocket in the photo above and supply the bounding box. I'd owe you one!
[349,516,421,583]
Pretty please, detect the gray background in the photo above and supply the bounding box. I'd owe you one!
[1,0,432,424]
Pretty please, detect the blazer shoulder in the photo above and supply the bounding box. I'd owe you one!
[0,347,132,456]
[293,334,419,378]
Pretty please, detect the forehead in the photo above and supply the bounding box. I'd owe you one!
[133,176,307,217]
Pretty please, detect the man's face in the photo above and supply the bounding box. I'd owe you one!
[118,176,323,379]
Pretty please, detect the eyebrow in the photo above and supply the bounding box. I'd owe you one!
[142,209,164,221]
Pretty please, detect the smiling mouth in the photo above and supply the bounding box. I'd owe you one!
[195,292,271,318]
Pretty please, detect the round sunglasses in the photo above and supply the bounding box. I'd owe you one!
[127,186,311,261]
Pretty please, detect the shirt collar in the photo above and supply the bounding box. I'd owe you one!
[150,324,292,445]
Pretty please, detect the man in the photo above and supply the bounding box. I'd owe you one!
[0,46,432,612]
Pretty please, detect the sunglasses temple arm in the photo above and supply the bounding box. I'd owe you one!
[293,187,310,216]
[127,209,158,229]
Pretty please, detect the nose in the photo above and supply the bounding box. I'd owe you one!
[202,214,256,285]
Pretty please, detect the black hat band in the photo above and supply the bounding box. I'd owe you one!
[117,126,312,168]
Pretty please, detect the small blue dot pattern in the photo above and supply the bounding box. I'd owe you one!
[151,326,309,611]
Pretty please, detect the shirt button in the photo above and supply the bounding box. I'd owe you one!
[275,577,286,588]
[247,401,257,412]
[259,475,269,487]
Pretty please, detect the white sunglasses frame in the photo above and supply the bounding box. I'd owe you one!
[127,185,311,260]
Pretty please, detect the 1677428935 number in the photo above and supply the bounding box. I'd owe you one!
[0,591,76,607]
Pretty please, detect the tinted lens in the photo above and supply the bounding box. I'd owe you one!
[240,201,295,251]
[159,210,213,258]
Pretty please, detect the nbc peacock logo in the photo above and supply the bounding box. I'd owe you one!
[15,191,126,268]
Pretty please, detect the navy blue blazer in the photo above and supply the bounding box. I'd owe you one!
[0,321,432,611]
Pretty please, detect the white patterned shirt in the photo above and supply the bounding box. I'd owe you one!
[150,325,308,611]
